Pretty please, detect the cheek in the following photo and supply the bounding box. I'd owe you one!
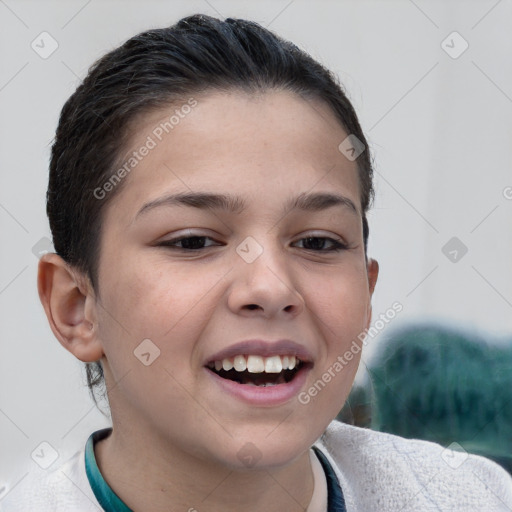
[96,262,220,373]
[306,267,370,339]
[308,270,369,411]
[101,261,206,327]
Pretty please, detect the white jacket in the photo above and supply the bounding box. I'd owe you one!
[1,420,511,511]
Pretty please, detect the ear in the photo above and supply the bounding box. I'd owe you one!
[364,257,379,328]
[37,253,104,363]
[367,257,379,296]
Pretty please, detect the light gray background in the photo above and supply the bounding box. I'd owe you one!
[1,0,511,495]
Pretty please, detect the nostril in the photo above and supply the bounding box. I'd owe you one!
[246,304,260,310]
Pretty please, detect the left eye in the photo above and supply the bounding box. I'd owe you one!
[293,236,348,252]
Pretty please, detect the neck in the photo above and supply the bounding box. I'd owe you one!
[94,427,316,512]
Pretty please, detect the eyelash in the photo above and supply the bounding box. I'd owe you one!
[158,235,348,252]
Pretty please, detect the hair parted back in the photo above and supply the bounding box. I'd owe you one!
[47,13,375,411]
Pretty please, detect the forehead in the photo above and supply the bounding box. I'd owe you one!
[105,89,361,222]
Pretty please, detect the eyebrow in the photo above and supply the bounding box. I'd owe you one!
[134,191,359,221]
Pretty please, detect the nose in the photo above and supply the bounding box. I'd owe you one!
[226,239,305,319]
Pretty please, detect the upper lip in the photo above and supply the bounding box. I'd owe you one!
[204,339,314,366]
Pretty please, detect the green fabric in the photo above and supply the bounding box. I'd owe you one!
[367,324,512,470]
[85,428,132,512]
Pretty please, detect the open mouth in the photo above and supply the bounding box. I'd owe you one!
[206,355,308,387]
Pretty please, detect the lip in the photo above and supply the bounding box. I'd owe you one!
[204,362,312,406]
[204,339,314,365]
[203,338,314,406]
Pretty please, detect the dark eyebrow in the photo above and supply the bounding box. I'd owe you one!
[290,192,358,216]
[134,191,359,221]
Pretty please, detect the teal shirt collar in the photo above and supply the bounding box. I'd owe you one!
[85,428,132,512]
[85,428,345,512]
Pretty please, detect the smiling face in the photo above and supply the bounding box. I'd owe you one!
[92,89,378,469]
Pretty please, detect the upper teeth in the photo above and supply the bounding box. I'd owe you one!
[212,355,298,373]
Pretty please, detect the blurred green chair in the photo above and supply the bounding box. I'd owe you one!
[337,323,512,474]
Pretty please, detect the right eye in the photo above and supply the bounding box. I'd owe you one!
[158,236,222,251]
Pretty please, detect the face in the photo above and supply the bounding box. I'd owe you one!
[93,89,378,469]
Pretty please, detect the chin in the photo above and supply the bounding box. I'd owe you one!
[212,430,315,472]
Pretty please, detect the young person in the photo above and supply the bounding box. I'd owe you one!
[3,13,511,512]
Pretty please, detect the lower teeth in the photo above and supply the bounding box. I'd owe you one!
[211,365,300,386]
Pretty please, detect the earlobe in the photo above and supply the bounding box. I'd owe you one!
[37,253,104,363]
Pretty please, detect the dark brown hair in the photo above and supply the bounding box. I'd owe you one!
[47,14,375,410]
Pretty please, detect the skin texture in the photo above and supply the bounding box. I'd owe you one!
[38,89,379,512]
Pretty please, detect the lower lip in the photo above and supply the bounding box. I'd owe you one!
[204,365,311,406]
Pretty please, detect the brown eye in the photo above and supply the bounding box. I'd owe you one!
[159,236,221,251]
[293,237,347,252]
